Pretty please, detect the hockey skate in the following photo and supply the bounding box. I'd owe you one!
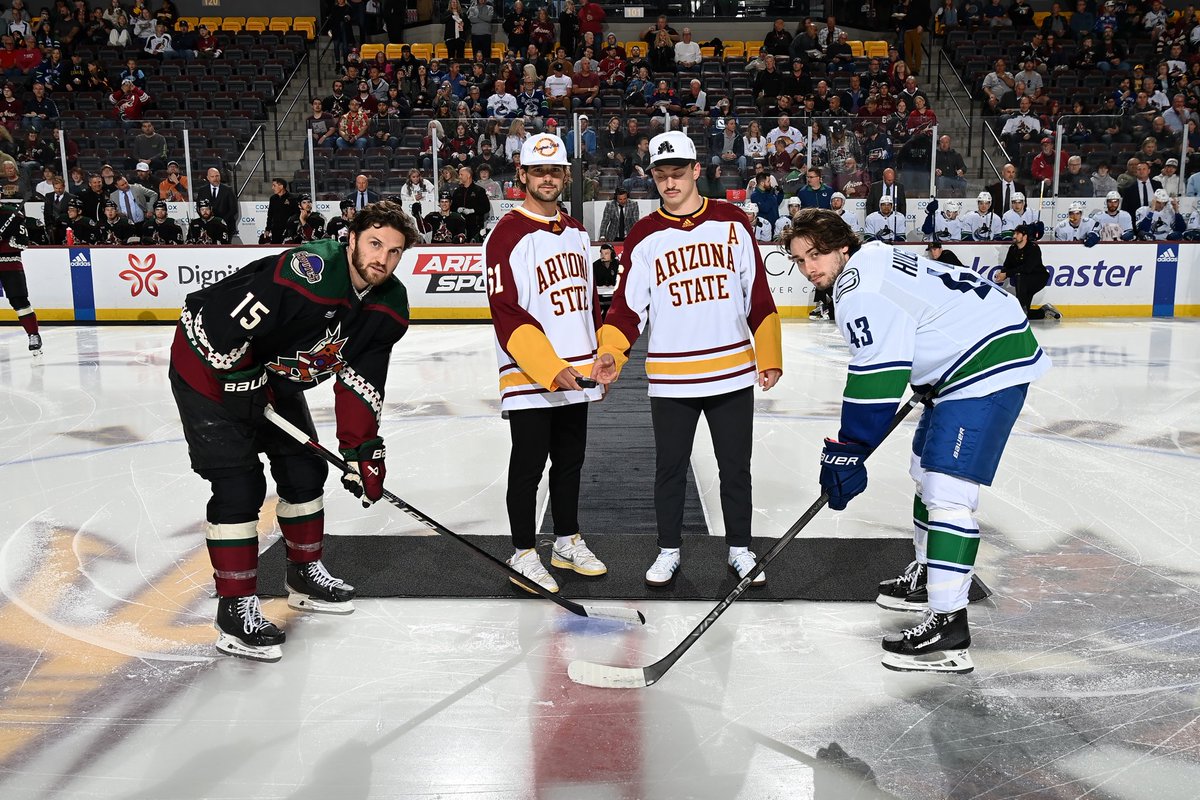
[28,333,41,357]
[508,548,559,594]
[875,560,928,613]
[1041,303,1063,321]
[550,534,608,576]
[880,608,974,674]
[286,560,356,614]
[215,595,285,663]
[728,549,766,587]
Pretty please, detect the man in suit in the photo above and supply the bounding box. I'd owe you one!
[985,163,1026,216]
[865,168,908,217]
[345,173,381,211]
[1120,161,1163,216]
[598,187,640,241]
[42,174,73,243]
[109,176,157,225]
[194,167,238,239]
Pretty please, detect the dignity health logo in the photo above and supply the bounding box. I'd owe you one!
[119,253,168,297]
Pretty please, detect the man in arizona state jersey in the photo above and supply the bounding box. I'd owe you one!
[483,131,610,595]
[168,202,420,663]
[139,200,184,244]
[594,130,783,590]
[784,208,1051,675]
[187,198,232,244]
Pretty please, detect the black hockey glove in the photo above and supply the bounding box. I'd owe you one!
[341,437,386,507]
[219,364,268,422]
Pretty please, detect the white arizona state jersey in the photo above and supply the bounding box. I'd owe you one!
[484,207,603,411]
[599,198,782,398]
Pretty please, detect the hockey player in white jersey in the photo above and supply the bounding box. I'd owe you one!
[959,192,1004,241]
[775,196,801,240]
[744,202,775,243]
[1053,202,1099,244]
[1135,188,1187,240]
[1001,192,1043,237]
[863,196,907,243]
[783,208,1050,674]
[829,191,862,235]
[920,199,965,242]
[1093,190,1134,240]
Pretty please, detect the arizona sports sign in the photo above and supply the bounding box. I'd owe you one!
[407,249,487,298]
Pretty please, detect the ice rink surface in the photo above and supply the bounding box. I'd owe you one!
[1,318,1198,800]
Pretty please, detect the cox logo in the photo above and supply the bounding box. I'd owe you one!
[119,253,168,297]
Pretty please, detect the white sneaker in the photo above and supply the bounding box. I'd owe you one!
[550,534,608,576]
[645,548,680,587]
[729,549,766,587]
[507,548,559,594]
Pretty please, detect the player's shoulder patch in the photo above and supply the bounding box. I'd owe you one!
[833,267,860,302]
[276,240,349,299]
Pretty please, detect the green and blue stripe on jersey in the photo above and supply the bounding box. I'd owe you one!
[840,360,913,446]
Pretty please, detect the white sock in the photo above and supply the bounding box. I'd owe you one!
[660,547,680,555]
[729,546,749,557]
[514,547,532,558]
[555,535,575,548]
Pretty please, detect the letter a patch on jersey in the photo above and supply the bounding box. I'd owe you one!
[727,223,740,245]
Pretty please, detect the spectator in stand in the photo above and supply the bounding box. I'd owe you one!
[982,0,1012,28]
[1087,161,1115,197]
[1030,137,1069,193]
[710,117,747,175]
[862,122,894,181]
[24,81,58,131]
[907,94,937,135]
[0,84,21,132]
[130,120,167,171]
[557,0,579,56]
[144,22,173,60]
[129,161,156,192]
[816,16,845,52]
[750,172,783,226]
[675,28,702,71]
[935,0,959,34]
[599,186,640,241]
[1015,60,1042,97]
[791,18,822,63]
[826,31,855,75]
[680,79,706,118]
[648,28,674,73]
[764,19,791,57]
[544,61,572,111]
[466,0,495,64]
[1009,0,1035,29]
[571,59,600,112]
[487,79,518,118]
[159,159,188,202]
[1164,94,1195,134]
[798,167,833,208]
[1059,155,1092,197]
[621,134,653,194]
[754,54,784,116]
[307,97,339,149]
[1001,96,1042,151]
[1097,28,1129,72]
[505,117,528,162]
[503,0,531,57]
[530,8,554,56]
[13,36,42,86]
[108,77,149,126]
[981,58,1015,107]
[898,0,929,73]
[335,97,370,152]
[1159,158,1182,197]
[194,23,221,59]
[578,0,605,41]
[598,44,626,92]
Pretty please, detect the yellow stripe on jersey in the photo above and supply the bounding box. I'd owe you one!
[752,311,783,373]
[645,347,755,376]
[596,323,633,374]
[506,323,570,390]
[498,360,595,391]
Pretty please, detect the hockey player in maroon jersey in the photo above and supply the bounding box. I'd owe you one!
[593,130,783,589]
[0,200,41,356]
[483,131,610,594]
[168,202,420,662]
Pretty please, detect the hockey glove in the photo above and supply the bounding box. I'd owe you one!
[1083,231,1100,247]
[1120,229,1137,241]
[1033,221,1045,240]
[819,438,870,511]
[219,364,268,422]
[925,199,938,214]
[341,437,386,507]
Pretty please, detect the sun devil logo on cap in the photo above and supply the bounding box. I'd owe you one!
[533,137,559,157]
[657,141,675,155]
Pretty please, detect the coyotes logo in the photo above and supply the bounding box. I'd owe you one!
[266,325,349,382]
[119,253,168,297]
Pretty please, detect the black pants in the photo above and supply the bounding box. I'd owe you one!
[446,37,465,61]
[471,34,492,61]
[1013,269,1050,320]
[0,269,29,309]
[506,402,589,549]
[651,387,754,549]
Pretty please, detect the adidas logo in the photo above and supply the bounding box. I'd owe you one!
[1158,247,1178,263]
[71,252,90,266]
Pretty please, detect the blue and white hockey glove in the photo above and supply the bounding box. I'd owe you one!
[1120,229,1137,241]
[925,199,938,214]
[341,437,386,507]
[219,364,268,422]
[819,439,870,511]
[1083,231,1100,247]
[1033,221,1045,240]
[1137,214,1154,234]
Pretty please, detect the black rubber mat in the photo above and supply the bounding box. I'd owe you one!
[258,533,991,602]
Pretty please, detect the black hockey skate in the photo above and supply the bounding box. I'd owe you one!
[286,560,356,615]
[215,595,285,663]
[875,561,928,613]
[28,333,41,357]
[880,608,973,674]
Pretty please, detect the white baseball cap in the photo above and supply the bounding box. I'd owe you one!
[520,133,569,166]
[649,131,698,166]
[1153,188,1170,202]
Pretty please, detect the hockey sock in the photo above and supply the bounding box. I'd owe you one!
[925,508,978,612]
[278,497,324,564]
[206,521,260,596]
[16,306,38,336]
[913,492,929,565]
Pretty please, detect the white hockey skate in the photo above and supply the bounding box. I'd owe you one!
[28,333,42,357]
[286,560,356,614]
[215,595,285,663]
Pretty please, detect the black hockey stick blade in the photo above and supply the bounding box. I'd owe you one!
[567,392,930,688]
[263,406,645,626]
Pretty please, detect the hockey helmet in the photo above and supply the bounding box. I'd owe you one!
[153,200,167,210]
[830,191,846,202]
[977,191,992,206]
[879,196,894,208]
[1068,201,1084,214]
[196,198,213,209]
[786,196,801,207]
[1010,192,1025,205]
[1153,188,1170,203]
[742,201,758,215]
[945,200,961,213]
[298,193,313,204]
[1105,190,1121,202]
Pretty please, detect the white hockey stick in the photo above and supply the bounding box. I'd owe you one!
[265,406,645,626]
[568,392,930,688]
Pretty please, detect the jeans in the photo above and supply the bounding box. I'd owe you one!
[336,136,368,151]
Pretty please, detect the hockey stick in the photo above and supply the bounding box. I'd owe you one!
[264,406,646,626]
[567,391,931,688]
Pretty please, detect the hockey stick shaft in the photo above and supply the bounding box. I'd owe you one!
[264,406,645,625]
[569,391,931,688]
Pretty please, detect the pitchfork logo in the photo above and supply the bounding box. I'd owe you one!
[119,253,168,297]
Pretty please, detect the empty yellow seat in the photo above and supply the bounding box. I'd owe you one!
[268,16,292,33]
[865,40,888,58]
[410,43,433,61]
[744,40,764,56]
[292,17,316,39]
[848,40,864,57]
[245,16,269,33]
[360,43,385,60]
[724,41,745,59]
[220,17,245,33]
[434,43,448,60]
[198,16,221,31]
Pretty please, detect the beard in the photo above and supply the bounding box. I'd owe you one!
[350,240,390,288]
[526,179,563,204]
